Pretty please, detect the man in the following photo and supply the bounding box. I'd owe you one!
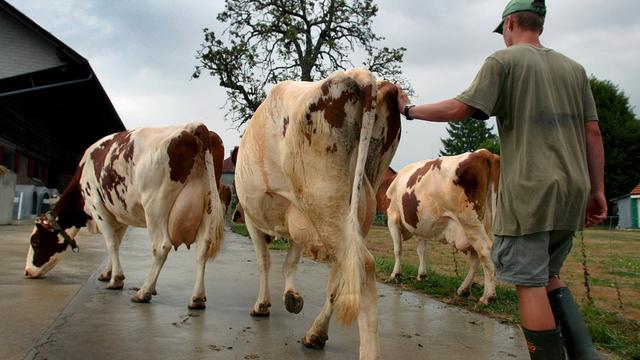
[396,1,606,359]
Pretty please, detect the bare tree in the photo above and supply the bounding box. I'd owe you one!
[193,0,410,126]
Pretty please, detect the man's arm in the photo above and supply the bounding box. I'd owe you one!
[396,86,475,122]
[584,121,607,227]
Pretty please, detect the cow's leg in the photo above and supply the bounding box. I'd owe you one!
[358,250,381,360]
[283,241,304,314]
[303,264,338,349]
[464,227,496,304]
[131,227,171,303]
[416,237,428,281]
[457,250,479,297]
[97,257,112,282]
[188,223,213,310]
[246,218,272,317]
[103,225,128,289]
[388,215,403,281]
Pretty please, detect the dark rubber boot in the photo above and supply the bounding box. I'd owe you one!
[522,327,566,360]
[548,287,601,359]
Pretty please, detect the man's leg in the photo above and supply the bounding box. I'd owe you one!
[517,286,556,330]
[517,285,565,359]
[546,231,601,359]
[493,233,565,359]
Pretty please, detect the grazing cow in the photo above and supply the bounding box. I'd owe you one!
[235,68,400,359]
[384,149,500,304]
[25,122,225,309]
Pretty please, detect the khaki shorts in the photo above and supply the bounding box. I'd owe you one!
[491,230,574,287]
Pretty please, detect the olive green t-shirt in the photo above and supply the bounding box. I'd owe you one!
[456,44,598,236]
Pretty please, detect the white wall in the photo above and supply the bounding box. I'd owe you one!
[617,197,631,229]
[0,167,17,225]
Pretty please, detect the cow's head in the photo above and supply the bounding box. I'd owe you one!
[219,184,232,214]
[25,213,76,278]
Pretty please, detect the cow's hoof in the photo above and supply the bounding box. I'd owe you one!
[457,289,471,297]
[303,334,328,349]
[284,290,304,314]
[188,296,207,310]
[250,302,271,317]
[106,274,125,289]
[130,287,157,295]
[131,291,152,303]
[106,282,124,290]
[417,273,427,281]
[389,273,402,283]
[479,295,496,305]
[97,271,112,282]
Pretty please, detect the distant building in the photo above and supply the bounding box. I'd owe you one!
[613,183,640,229]
[0,0,125,220]
[221,146,238,188]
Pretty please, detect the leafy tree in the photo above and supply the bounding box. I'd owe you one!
[440,118,499,156]
[589,77,640,200]
[193,0,410,126]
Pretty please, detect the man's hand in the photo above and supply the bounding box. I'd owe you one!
[585,191,607,227]
[584,121,606,227]
[393,85,475,122]
[395,85,410,115]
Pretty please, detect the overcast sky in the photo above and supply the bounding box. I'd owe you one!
[8,0,640,169]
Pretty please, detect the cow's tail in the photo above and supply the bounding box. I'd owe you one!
[204,144,225,261]
[334,69,377,325]
[482,150,500,235]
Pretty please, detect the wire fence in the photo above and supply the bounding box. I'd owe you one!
[574,216,639,320]
[373,213,640,322]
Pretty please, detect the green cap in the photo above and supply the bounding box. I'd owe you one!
[494,0,546,34]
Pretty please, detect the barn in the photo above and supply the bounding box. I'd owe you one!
[0,0,125,222]
[613,183,640,229]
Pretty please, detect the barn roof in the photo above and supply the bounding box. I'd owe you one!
[631,183,640,195]
[0,0,124,136]
[0,0,125,188]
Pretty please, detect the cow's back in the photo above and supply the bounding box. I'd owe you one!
[388,150,499,239]
[236,71,400,239]
[79,122,214,228]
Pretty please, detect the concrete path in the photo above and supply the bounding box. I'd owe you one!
[1,224,528,360]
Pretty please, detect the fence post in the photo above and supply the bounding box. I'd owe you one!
[579,232,594,305]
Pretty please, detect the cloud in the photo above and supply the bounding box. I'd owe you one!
[7,0,640,167]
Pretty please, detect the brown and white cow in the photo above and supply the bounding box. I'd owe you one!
[25,122,225,309]
[384,149,500,304]
[235,68,400,359]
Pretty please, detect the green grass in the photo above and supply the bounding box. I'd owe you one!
[231,223,249,237]
[230,224,290,250]
[374,256,520,323]
[600,255,640,278]
[582,304,640,359]
[375,256,640,359]
[269,237,291,251]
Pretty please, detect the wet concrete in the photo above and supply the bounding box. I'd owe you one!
[1,224,528,360]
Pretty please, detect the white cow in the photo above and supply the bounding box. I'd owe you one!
[384,149,500,304]
[235,68,401,359]
[25,122,225,309]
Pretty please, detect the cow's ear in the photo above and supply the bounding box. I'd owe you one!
[35,222,53,232]
[56,242,67,253]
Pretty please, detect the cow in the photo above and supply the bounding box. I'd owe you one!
[235,68,400,359]
[24,122,226,309]
[383,149,500,304]
[375,167,397,215]
[207,130,234,213]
